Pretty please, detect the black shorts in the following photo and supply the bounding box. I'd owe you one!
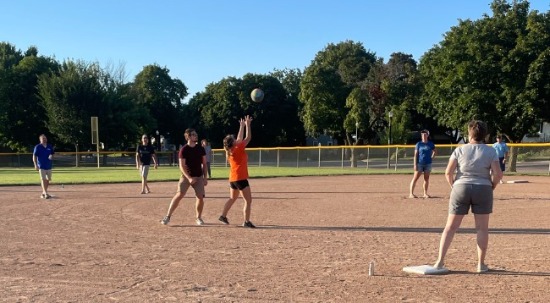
[229,179,249,190]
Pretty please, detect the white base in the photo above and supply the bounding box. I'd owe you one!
[402,265,449,275]
[505,180,529,184]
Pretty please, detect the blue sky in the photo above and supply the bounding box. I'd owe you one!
[2,0,549,101]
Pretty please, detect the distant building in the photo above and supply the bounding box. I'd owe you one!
[522,122,550,143]
[306,134,338,146]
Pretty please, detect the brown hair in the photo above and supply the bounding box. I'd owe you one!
[223,135,235,157]
[184,128,196,141]
[468,120,488,142]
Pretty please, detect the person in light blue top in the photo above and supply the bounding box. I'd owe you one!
[434,120,502,273]
[201,139,212,178]
[409,130,437,198]
[492,135,509,183]
[33,134,55,199]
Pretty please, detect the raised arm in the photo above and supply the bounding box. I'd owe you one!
[242,115,252,146]
[235,118,245,143]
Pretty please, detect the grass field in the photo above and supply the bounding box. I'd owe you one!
[0,166,408,186]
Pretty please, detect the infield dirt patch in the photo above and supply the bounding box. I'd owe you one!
[1,175,549,302]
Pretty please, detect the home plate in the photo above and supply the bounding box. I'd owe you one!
[506,180,529,184]
[403,265,449,275]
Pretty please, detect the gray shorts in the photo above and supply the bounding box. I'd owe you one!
[449,184,493,215]
[140,165,150,177]
[177,175,205,198]
[39,169,52,181]
[416,163,432,173]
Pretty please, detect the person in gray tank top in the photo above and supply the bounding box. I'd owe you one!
[433,120,502,273]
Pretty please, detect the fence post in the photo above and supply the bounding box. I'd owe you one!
[297,149,299,168]
[341,147,344,168]
[387,147,391,169]
[394,147,399,171]
[318,145,321,168]
[366,147,370,170]
[277,149,280,167]
[259,149,262,167]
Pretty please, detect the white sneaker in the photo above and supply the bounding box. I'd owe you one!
[161,216,170,225]
[196,218,204,225]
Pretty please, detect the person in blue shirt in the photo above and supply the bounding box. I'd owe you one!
[409,130,437,198]
[492,135,509,183]
[32,134,55,199]
[201,139,212,178]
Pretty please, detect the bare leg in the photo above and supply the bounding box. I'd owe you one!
[195,198,204,219]
[222,188,239,217]
[409,171,422,198]
[240,186,253,222]
[474,214,490,270]
[434,214,465,268]
[141,177,147,193]
[423,172,431,198]
[41,179,49,195]
[143,173,150,193]
[165,192,184,217]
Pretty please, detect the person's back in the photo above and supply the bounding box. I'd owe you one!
[228,141,248,182]
[452,144,497,186]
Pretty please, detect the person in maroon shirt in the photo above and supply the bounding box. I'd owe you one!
[161,128,208,226]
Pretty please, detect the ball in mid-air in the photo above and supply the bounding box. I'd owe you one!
[250,88,264,103]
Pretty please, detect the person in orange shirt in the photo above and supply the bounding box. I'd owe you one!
[218,115,256,228]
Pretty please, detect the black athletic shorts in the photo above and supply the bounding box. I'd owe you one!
[229,179,249,190]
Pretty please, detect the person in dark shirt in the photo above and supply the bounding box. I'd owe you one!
[161,128,208,226]
[136,134,158,194]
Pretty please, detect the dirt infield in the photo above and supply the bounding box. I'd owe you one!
[1,175,549,302]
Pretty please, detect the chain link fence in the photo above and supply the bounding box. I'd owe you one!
[2,144,549,174]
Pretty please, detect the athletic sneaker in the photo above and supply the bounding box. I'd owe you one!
[41,194,46,199]
[218,216,229,225]
[477,264,489,273]
[196,218,204,225]
[242,221,256,228]
[161,216,170,225]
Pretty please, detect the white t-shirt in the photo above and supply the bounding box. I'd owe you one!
[451,144,499,186]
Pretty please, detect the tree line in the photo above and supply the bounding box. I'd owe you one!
[1,1,548,163]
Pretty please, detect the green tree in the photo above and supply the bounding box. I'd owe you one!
[38,61,104,150]
[130,64,188,146]
[418,0,550,171]
[38,60,147,153]
[269,68,306,146]
[381,52,424,144]
[97,72,155,150]
[300,40,376,144]
[189,77,244,148]
[188,73,299,148]
[0,43,57,151]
